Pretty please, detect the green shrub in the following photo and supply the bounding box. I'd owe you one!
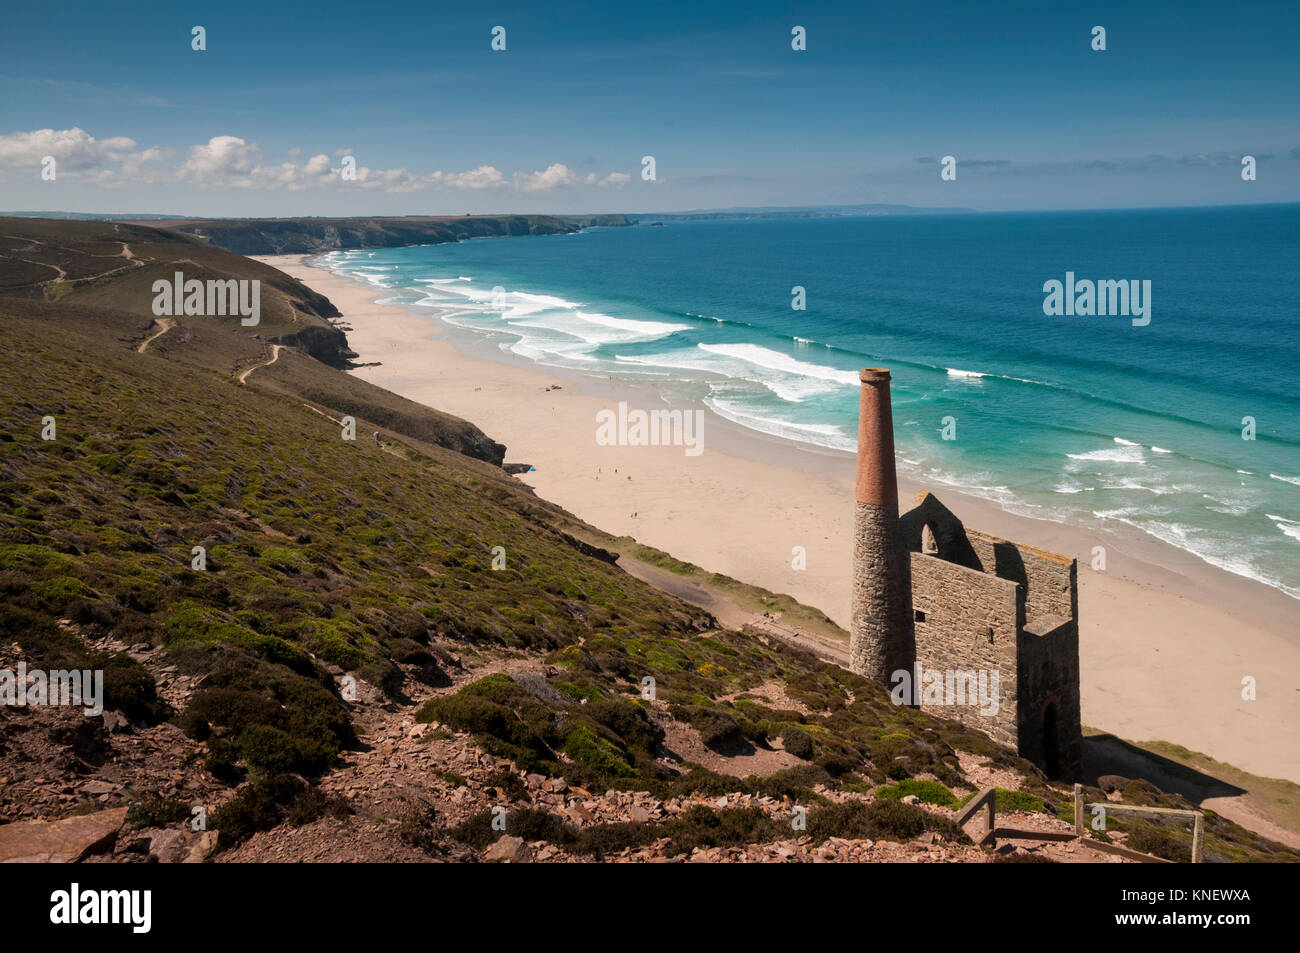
[678,706,743,752]
[807,799,970,845]
[752,764,833,802]
[485,769,528,801]
[38,576,97,612]
[957,787,1046,814]
[417,690,554,767]
[450,809,574,851]
[127,796,192,828]
[573,806,786,859]
[208,775,348,848]
[875,779,957,807]
[0,604,163,722]
[562,726,635,777]
[179,688,281,740]
[586,697,663,757]
[178,678,346,777]
[573,820,658,856]
[102,653,162,721]
[1126,824,1192,863]
[236,724,301,775]
[398,806,442,855]
[781,725,815,760]
[211,775,309,850]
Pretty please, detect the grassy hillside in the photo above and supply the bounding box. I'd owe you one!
[0,218,1294,863]
[0,216,504,464]
[0,216,347,362]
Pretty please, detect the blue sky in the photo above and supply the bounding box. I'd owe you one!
[1,0,1297,215]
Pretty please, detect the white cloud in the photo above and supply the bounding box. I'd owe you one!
[514,163,581,191]
[439,165,506,189]
[0,128,631,194]
[350,166,432,192]
[0,127,129,169]
[179,135,260,185]
[0,127,174,186]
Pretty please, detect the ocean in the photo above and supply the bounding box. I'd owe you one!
[316,205,1300,600]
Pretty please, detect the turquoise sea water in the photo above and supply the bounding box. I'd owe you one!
[317,205,1300,599]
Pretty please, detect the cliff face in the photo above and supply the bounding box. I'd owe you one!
[267,324,357,369]
[148,215,633,256]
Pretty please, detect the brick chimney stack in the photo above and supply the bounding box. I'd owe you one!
[850,369,915,683]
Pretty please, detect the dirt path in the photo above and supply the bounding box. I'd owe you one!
[2,234,147,287]
[137,317,175,353]
[616,556,746,626]
[238,344,283,384]
[616,554,849,666]
[17,258,65,285]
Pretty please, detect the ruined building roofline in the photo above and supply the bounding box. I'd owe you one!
[902,490,1076,567]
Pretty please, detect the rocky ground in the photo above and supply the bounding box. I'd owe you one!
[0,623,1129,865]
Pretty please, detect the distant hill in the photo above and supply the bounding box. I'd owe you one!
[0,211,195,221]
[120,214,633,256]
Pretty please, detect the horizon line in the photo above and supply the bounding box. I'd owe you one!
[3,199,1299,221]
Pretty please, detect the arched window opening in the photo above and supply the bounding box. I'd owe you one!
[921,523,939,556]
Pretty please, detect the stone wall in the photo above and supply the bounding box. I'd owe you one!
[966,530,1076,628]
[1018,614,1083,779]
[909,553,1020,750]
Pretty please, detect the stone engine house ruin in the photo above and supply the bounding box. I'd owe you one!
[849,368,1082,779]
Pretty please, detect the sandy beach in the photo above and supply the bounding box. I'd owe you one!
[256,254,1300,784]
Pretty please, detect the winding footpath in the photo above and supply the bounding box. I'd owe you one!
[136,318,175,353]
[238,344,284,384]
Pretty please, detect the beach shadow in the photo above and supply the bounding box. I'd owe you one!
[1082,733,1246,803]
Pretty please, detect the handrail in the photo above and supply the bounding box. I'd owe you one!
[1073,783,1205,863]
[954,787,998,846]
[951,784,1201,862]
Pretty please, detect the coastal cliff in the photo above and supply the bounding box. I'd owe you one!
[134,214,634,256]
